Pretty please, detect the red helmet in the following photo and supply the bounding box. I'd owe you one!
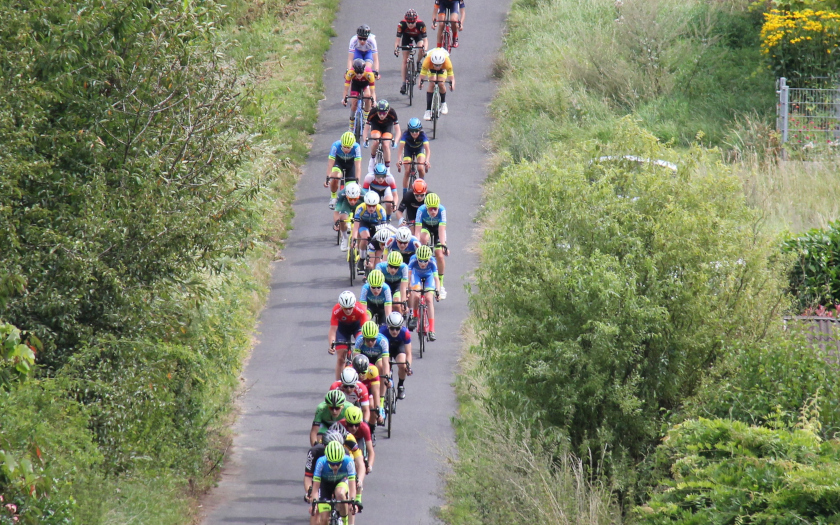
[412,179,427,194]
[405,9,418,22]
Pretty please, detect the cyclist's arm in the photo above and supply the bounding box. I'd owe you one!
[309,423,320,447]
[439,224,447,246]
[433,273,441,293]
[460,7,466,27]
[372,50,380,74]
[393,123,402,146]
[326,156,336,178]
[396,140,405,162]
[347,51,355,71]
[423,141,431,163]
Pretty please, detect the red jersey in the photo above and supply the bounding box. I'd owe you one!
[396,19,428,39]
[341,419,373,444]
[330,303,369,327]
[329,380,371,406]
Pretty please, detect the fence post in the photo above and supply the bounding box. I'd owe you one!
[777,77,789,159]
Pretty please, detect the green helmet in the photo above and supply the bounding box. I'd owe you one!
[387,251,403,267]
[341,131,356,148]
[345,405,363,425]
[416,245,433,261]
[325,389,346,408]
[367,269,385,288]
[325,440,345,463]
[362,321,379,339]
[424,193,440,208]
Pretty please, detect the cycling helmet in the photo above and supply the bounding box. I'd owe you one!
[341,131,356,148]
[396,226,412,243]
[416,245,433,261]
[412,179,427,194]
[352,354,370,374]
[362,321,379,339]
[325,441,345,463]
[325,389,346,408]
[425,192,440,208]
[345,405,364,425]
[345,182,361,199]
[324,429,345,444]
[338,290,356,308]
[357,25,371,38]
[387,250,403,267]
[373,163,388,177]
[352,58,366,74]
[376,99,390,113]
[429,48,448,66]
[364,191,380,206]
[340,367,358,387]
[373,227,393,244]
[386,311,404,328]
[405,9,418,22]
[367,269,385,287]
[407,118,422,131]
[329,421,349,438]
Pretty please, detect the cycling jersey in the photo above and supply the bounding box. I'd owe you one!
[408,254,439,280]
[329,140,363,162]
[384,234,422,257]
[335,187,368,215]
[330,302,369,328]
[348,35,378,54]
[329,380,371,407]
[399,129,430,150]
[362,173,398,196]
[366,108,399,128]
[304,436,362,478]
[312,400,354,433]
[397,193,425,223]
[375,261,409,292]
[345,70,376,88]
[354,203,388,228]
[313,455,356,484]
[354,334,390,364]
[396,19,428,39]
[359,282,393,309]
[379,324,411,355]
[341,419,373,445]
[359,363,380,391]
[416,203,447,227]
[421,55,454,76]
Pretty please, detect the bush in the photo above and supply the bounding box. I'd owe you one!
[471,119,788,463]
[761,8,840,84]
[636,418,840,524]
[782,221,840,310]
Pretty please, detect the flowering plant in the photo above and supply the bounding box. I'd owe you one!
[761,9,840,81]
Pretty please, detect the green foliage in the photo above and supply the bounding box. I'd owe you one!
[0,323,39,390]
[760,8,840,84]
[636,418,840,524]
[684,330,840,436]
[471,120,788,463]
[782,221,840,309]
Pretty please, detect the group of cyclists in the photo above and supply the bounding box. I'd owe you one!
[305,2,464,524]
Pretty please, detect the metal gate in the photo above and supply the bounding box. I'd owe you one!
[776,77,840,149]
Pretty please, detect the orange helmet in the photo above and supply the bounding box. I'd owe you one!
[412,179,427,194]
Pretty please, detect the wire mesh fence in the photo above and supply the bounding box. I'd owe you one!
[777,77,840,153]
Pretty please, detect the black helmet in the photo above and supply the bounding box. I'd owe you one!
[352,58,366,74]
[376,99,390,113]
[352,354,370,374]
[405,9,418,22]
[357,25,371,38]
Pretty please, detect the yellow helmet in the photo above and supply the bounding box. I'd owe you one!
[367,270,385,288]
[341,132,356,148]
[362,321,379,339]
[416,245,433,261]
[425,193,440,208]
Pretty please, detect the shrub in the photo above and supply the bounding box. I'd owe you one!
[471,119,788,463]
[636,418,840,524]
[0,323,38,391]
[760,9,840,83]
[782,220,840,309]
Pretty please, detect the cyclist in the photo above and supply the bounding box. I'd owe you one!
[341,406,375,475]
[385,225,422,264]
[334,182,368,252]
[394,9,429,95]
[304,430,363,525]
[326,132,363,210]
[359,269,393,324]
[351,191,388,275]
[343,58,376,133]
[432,0,466,48]
[361,163,398,218]
[347,24,379,78]
[329,290,370,380]
[309,441,358,524]
[354,321,391,440]
[419,47,454,121]
[396,118,431,193]
[310,390,354,446]
[414,192,448,299]
[380,311,413,399]
[351,354,382,433]
[407,245,440,341]
[364,100,400,174]
[396,178,427,228]
[330,367,371,423]
[375,251,409,314]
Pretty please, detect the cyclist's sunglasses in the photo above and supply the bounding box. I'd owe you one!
[427,207,439,211]
[388,326,401,332]
[328,460,343,467]
[417,259,430,264]
[414,192,425,199]
[397,240,409,245]
[345,422,361,428]
[357,37,368,41]
[370,286,382,290]
[340,385,355,391]
[328,405,343,411]
[364,337,377,341]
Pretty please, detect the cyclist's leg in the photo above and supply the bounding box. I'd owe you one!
[401,153,413,190]
[416,152,427,178]
[419,226,432,247]
[430,226,445,284]
[424,282,436,331]
[358,226,371,261]
[335,328,353,380]
[451,4,461,40]
[381,131,393,167]
[394,349,407,380]
[368,129,382,172]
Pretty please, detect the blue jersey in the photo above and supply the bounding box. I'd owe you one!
[379,324,411,352]
[313,455,356,483]
[329,140,362,162]
[354,333,390,363]
[407,254,438,279]
[375,261,408,290]
[360,282,393,307]
[416,204,447,227]
[354,204,388,228]
[384,235,422,256]
[399,130,430,150]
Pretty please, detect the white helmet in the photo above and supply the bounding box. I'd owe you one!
[396,226,412,243]
[329,421,349,438]
[345,182,361,199]
[364,192,380,206]
[386,311,404,328]
[340,367,359,387]
[373,228,392,243]
[429,48,448,66]
[338,290,356,308]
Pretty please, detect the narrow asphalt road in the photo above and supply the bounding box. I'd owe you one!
[203,1,510,523]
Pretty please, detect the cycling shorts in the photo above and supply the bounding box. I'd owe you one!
[403,144,425,160]
[349,81,373,96]
[319,479,349,502]
[437,0,464,15]
[333,157,357,184]
[359,224,380,237]
[367,303,386,324]
[353,48,375,63]
[400,34,425,47]
[386,283,403,300]
[369,123,394,136]
[399,251,413,265]
[422,224,442,247]
[388,341,407,356]
[336,324,362,345]
[410,272,435,291]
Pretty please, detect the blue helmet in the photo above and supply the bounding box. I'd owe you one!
[373,164,388,177]
[407,118,422,131]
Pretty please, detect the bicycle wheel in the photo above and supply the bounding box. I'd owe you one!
[431,90,440,140]
[374,145,384,166]
[407,58,415,106]
[417,302,426,359]
[353,106,364,145]
[443,26,453,54]
[335,221,341,246]
[385,386,394,438]
[347,242,356,286]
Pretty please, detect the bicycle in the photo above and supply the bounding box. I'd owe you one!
[345,94,374,145]
[397,44,424,106]
[311,499,358,525]
[419,79,451,140]
[435,9,460,54]
[367,136,394,167]
[329,166,351,245]
[347,238,361,285]
[330,341,355,368]
[402,156,425,188]
[409,288,435,358]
